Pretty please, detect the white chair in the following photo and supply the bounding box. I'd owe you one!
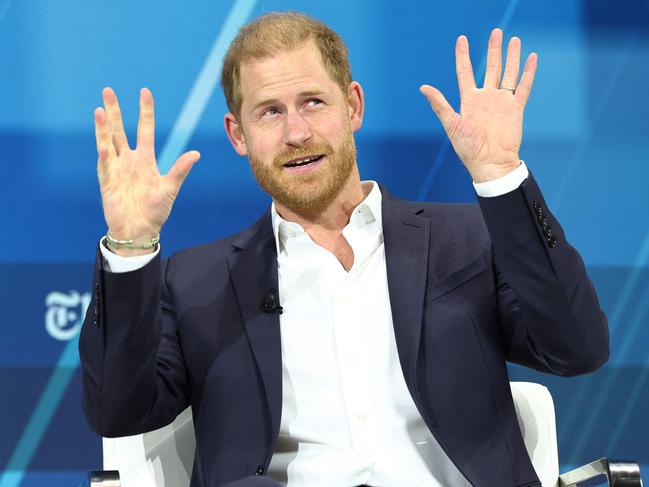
[99,406,195,487]
[89,382,643,487]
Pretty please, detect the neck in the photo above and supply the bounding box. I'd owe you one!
[274,167,368,236]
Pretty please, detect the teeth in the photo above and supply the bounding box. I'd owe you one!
[286,156,320,166]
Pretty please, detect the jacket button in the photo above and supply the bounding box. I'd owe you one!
[255,465,264,476]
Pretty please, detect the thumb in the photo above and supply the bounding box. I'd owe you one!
[419,85,458,134]
[165,150,201,189]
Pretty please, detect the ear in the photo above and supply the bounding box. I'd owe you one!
[224,113,248,156]
[347,81,365,132]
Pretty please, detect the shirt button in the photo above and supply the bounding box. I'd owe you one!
[356,412,367,421]
[255,465,264,476]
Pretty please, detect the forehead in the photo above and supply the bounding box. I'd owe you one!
[238,41,340,108]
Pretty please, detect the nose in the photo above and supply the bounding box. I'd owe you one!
[282,111,312,146]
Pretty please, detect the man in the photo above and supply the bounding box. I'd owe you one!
[80,12,608,487]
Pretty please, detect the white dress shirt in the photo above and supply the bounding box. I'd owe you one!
[100,163,529,486]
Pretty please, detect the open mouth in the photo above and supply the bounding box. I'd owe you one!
[283,155,325,169]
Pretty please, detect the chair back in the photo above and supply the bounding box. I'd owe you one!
[510,381,560,487]
[102,406,194,487]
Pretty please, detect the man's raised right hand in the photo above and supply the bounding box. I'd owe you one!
[94,87,200,256]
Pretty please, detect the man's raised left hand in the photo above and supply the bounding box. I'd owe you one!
[420,28,538,183]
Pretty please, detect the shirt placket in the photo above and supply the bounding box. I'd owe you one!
[333,227,379,462]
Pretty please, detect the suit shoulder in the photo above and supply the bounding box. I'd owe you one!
[380,186,479,221]
[389,195,486,231]
[386,195,491,251]
[424,202,489,244]
[417,200,482,219]
[163,218,266,275]
[167,236,235,265]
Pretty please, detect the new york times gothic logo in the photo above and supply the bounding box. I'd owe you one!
[45,290,91,341]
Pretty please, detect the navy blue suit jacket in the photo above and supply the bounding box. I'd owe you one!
[80,175,608,487]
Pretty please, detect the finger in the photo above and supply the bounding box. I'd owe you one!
[500,36,521,91]
[94,107,115,163]
[483,28,503,88]
[137,87,155,151]
[455,35,476,95]
[164,150,201,190]
[515,53,538,106]
[95,108,115,189]
[102,87,129,154]
[420,85,460,135]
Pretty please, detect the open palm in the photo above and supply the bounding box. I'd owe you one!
[421,29,538,183]
[94,88,200,251]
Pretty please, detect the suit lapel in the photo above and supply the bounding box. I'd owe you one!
[382,191,431,413]
[227,212,283,444]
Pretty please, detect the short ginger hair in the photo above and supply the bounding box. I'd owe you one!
[220,12,352,120]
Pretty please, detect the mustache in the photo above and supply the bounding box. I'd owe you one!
[273,143,334,167]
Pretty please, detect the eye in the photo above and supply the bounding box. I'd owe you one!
[261,106,281,117]
[306,98,323,107]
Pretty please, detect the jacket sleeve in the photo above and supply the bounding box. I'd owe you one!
[477,173,609,376]
[79,247,189,437]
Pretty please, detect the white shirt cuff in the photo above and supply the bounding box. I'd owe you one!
[472,161,529,197]
[99,237,160,273]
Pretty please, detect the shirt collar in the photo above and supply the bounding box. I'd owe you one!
[271,180,383,256]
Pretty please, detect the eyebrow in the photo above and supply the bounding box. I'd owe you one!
[250,89,327,113]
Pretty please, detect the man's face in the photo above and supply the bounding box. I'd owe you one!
[230,40,362,214]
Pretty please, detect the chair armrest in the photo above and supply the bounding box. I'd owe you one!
[87,470,121,487]
[559,458,642,486]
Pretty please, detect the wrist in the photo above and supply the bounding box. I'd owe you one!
[101,237,158,257]
[103,232,160,256]
[470,158,521,183]
[473,161,528,197]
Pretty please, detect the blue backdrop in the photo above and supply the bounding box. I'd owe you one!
[1,0,648,485]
